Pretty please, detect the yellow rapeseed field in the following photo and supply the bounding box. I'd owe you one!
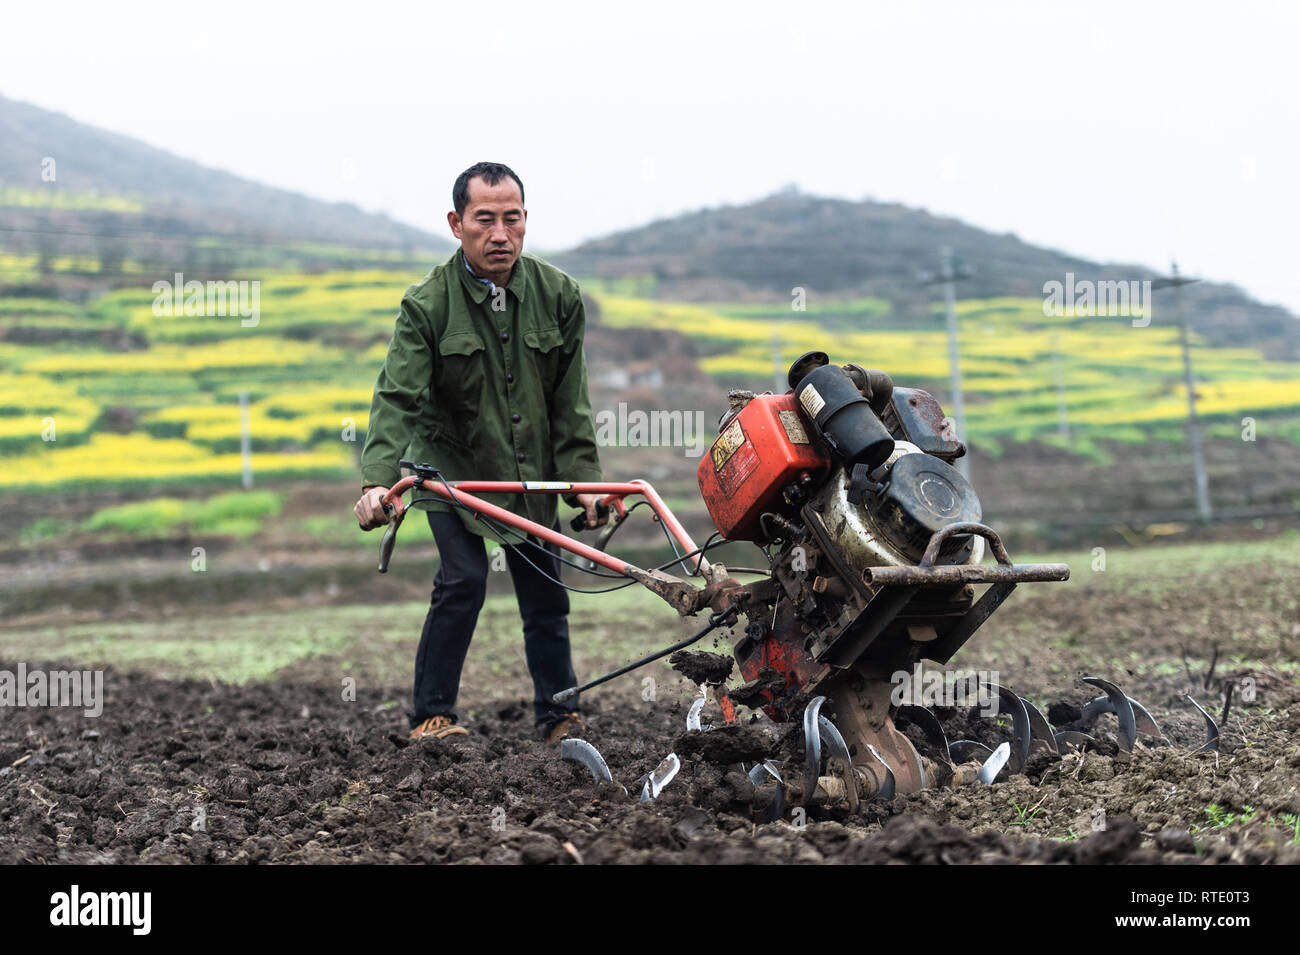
[2,274,1297,492]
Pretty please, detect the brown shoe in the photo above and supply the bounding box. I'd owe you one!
[544,713,584,746]
[410,715,469,741]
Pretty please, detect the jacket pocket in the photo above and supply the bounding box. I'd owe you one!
[435,331,487,424]
[439,331,486,357]
[523,325,564,353]
[524,325,564,397]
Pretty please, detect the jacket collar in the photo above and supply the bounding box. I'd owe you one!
[455,247,528,304]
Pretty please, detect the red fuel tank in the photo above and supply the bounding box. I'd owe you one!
[697,393,831,542]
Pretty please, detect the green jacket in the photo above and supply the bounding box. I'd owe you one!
[360,248,603,538]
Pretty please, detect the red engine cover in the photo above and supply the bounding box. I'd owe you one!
[697,394,830,541]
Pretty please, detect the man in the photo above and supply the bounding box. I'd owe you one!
[354,162,607,745]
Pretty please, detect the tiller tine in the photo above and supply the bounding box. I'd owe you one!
[818,713,861,812]
[800,697,865,810]
[746,761,786,823]
[638,752,682,803]
[746,760,785,786]
[896,704,951,763]
[1020,697,1060,756]
[863,744,897,800]
[949,739,994,762]
[983,683,1031,772]
[1053,730,1095,752]
[559,739,626,794]
[978,741,1011,784]
[1080,689,1163,741]
[802,696,828,807]
[686,697,715,732]
[1082,677,1138,752]
[1185,695,1221,753]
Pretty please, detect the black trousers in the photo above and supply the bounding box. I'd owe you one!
[410,510,579,731]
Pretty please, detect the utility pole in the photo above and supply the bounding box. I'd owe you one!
[921,246,973,478]
[1052,331,1070,439]
[239,390,253,490]
[1151,262,1210,521]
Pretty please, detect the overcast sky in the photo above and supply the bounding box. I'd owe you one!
[2,0,1298,313]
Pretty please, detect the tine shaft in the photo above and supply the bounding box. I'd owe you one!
[818,714,859,812]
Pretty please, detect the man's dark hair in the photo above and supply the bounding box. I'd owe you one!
[453,162,525,216]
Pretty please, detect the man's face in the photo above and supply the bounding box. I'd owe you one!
[448,176,526,283]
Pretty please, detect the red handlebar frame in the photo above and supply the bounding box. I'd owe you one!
[380,477,710,578]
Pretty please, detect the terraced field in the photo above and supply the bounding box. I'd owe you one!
[4,272,1299,499]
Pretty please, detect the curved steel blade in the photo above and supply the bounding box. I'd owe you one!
[897,704,952,763]
[1080,694,1163,740]
[1186,695,1220,753]
[746,760,786,823]
[802,696,826,807]
[949,739,994,762]
[817,714,852,764]
[1053,730,1095,751]
[984,683,1031,771]
[1020,697,1060,755]
[559,738,615,785]
[561,739,629,796]
[639,752,682,802]
[978,741,1011,784]
[686,697,706,732]
[1082,677,1137,751]
[863,744,896,800]
[766,782,786,823]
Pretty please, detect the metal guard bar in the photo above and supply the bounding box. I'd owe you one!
[862,522,1069,587]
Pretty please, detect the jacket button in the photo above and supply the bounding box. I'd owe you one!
[516,451,526,462]
[512,413,521,423]
[501,331,510,343]
[506,373,514,384]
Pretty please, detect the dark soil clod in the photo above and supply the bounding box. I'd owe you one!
[668,650,733,685]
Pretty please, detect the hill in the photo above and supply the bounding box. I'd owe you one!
[0,94,451,294]
[554,191,1300,358]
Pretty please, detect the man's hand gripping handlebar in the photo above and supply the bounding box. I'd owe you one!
[354,484,407,573]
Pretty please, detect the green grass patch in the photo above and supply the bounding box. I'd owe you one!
[82,491,283,538]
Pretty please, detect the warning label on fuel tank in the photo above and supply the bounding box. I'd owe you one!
[718,440,760,494]
[711,419,745,471]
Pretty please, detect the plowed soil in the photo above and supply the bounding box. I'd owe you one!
[2,543,1298,865]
